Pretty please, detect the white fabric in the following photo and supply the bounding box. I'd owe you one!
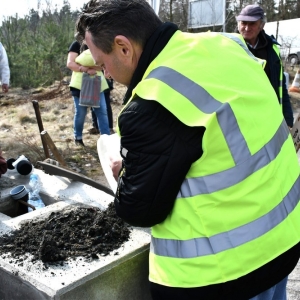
[97,133,121,193]
[0,42,10,85]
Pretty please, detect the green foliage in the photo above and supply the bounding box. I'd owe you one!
[1,0,300,89]
[0,0,78,89]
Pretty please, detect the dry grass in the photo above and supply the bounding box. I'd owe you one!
[0,81,124,185]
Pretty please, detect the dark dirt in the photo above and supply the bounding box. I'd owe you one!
[0,203,130,265]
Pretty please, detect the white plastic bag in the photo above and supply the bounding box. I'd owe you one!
[97,133,121,193]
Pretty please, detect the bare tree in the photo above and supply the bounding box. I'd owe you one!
[160,0,189,31]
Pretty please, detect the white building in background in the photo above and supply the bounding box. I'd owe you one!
[264,18,300,65]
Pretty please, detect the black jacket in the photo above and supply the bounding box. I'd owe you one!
[115,23,205,227]
[114,22,300,299]
[247,30,294,127]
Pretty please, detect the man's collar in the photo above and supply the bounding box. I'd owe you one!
[122,22,178,104]
[247,38,259,49]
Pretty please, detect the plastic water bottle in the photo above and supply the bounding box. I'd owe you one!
[27,173,45,212]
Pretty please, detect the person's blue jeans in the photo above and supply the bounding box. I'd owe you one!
[72,92,110,139]
[249,276,288,300]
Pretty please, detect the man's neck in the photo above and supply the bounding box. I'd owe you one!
[247,37,259,49]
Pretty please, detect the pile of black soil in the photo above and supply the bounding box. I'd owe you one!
[0,203,130,265]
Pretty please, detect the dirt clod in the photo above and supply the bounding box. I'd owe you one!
[0,203,130,264]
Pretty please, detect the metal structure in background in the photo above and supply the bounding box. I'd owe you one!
[188,0,226,31]
[148,0,160,15]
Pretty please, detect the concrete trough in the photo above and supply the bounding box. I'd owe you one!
[0,169,151,300]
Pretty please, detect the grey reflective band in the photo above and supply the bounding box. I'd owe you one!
[178,119,289,197]
[147,65,250,166]
[145,35,300,258]
[217,103,251,164]
[147,66,296,196]
[147,67,220,114]
[220,32,264,65]
[151,175,300,258]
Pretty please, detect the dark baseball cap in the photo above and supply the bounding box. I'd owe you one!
[236,4,264,22]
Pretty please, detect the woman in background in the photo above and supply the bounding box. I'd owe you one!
[90,78,114,135]
[67,40,110,146]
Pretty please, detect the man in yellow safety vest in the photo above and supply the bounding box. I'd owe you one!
[76,1,300,299]
[236,4,294,129]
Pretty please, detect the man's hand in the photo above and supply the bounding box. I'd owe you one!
[2,84,9,93]
[109,156,122,181]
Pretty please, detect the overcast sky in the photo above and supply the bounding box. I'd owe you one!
[1,0,88,20]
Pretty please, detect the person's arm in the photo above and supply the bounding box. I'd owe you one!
[282,72,294,128]
[0,43,10,93]
[66,51,84,72]
[0,149,7,177]
[67,52,99,76]
[114,98,204,227]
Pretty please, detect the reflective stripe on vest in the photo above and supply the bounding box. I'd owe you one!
[151,176,300,258]
[146,65,300,258]
[221,33,266,68]
[120,31,300,287]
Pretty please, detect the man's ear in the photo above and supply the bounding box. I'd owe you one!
[114,35,133,57]
[260,21,265,31]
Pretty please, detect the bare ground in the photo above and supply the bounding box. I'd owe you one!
[0,81,125,187]
[0,82,131,266]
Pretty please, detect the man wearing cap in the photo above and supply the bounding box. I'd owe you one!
[236,4,294,129]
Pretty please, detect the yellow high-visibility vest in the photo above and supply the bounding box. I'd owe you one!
[119,31,300,287]
[69,49,108,92]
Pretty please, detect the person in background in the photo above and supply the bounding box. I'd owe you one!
[67,40,110,146]
[0,42,10,93]
[89,78,114,135]
[89,108,100,134]
[76,0,300,299]
[236,4,294,129]
[104,78,115,134]
[0,149,7,178]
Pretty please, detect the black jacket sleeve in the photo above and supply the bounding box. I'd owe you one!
[114,97,205,227]
[282,72,294,127]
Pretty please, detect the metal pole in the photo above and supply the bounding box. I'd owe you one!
[41,131,67,166]
[32,100,50,159]
[223,0,226,32]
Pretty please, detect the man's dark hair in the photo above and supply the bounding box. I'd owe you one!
[76,0,162,54]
